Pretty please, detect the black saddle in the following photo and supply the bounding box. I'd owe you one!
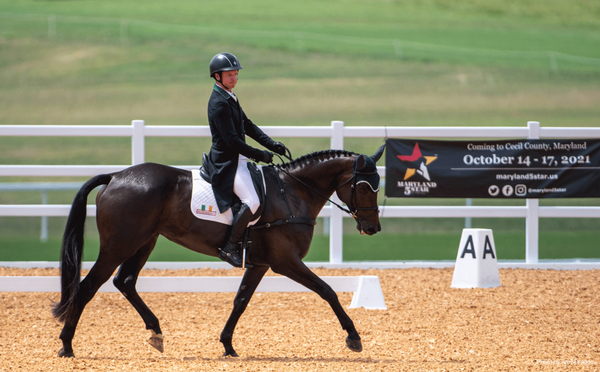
[200,153,212,183]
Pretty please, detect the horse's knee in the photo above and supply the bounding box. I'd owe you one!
[232,296,249,310]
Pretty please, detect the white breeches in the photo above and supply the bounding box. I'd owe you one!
[233,155,261,214]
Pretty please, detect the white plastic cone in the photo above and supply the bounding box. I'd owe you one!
[348,275,387,310]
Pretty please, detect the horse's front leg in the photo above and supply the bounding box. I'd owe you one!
[220,264,269,357]
[271,260,362,353]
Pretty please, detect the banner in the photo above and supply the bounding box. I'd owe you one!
[385,138,600,198]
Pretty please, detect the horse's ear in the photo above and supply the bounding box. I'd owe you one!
[371,144,386,163]
[355,155,366,171]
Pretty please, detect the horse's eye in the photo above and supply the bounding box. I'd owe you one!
[358,184,370,194]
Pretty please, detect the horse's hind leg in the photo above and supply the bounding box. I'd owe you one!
[271,260,362,353]
[112,235,164,352]
[220,264,269,357]
[58,257,122,357]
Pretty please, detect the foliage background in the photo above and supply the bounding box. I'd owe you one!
[0,0,599,261]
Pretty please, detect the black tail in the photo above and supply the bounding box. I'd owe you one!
[52,174,112,322]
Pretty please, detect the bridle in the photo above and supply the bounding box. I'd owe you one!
[334,162,380,222]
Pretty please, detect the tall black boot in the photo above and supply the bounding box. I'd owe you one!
[219,204,254,268]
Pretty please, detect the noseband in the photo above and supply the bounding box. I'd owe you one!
[335,164,380,223]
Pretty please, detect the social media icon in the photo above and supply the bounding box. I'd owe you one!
[502,185,514,197]
[488,185,500,196]
[515,184,527,197]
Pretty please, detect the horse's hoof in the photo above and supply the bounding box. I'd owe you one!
[222,351,239,357]
[58,348,75,358]
[345,336,363,352]
[148,331,164,353]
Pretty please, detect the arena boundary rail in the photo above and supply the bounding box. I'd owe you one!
[1,120,600,266]
[0,274,387,310]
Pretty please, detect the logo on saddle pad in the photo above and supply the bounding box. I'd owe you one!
[196,205,217,216]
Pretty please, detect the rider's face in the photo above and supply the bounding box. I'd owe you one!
[219,70,238,90]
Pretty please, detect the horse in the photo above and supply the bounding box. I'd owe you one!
[52,144,385,358]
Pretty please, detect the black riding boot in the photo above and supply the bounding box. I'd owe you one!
[219,203,254,268]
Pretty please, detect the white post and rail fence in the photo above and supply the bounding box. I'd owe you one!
[1,121,600,268]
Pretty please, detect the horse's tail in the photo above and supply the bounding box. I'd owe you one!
[52,174,112,322]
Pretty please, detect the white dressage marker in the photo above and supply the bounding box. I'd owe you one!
[348,275,387,310]
[451,228,501,288]
[0,275,386,310]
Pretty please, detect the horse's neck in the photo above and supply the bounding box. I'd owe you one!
[287,156,354,215]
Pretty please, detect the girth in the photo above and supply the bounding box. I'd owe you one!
[240,167,316,268]
[251,217,317,230]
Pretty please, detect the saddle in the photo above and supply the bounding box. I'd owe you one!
[199,153,212,183]
[200,153,266,213]
[196,154,266,265]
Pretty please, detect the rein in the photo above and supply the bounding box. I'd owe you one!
[275,165,355,217]
[252,152,379,231]
[249,151,319,230]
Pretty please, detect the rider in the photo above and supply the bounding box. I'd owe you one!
[205,52,287,267]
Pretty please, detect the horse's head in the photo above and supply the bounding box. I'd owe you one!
[336,144,385,236]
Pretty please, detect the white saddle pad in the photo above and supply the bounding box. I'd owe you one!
[190,169,264,226]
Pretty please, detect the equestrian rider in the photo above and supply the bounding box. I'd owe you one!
[205,52,287,267]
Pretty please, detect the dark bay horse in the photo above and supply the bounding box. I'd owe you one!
[52,145,385,358]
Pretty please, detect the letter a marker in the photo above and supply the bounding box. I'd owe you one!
[451,229,501,288]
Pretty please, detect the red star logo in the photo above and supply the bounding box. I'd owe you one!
[396,143,437,181]
[397,143,423,162]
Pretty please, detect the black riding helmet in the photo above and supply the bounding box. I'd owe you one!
[209,52,243,78]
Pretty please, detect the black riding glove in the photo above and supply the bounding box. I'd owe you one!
[260,150,273,164]
[271,141,287,156]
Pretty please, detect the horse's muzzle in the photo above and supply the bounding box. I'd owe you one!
[358,223,381,236]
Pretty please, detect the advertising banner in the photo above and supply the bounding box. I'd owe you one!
[385,138,600,198]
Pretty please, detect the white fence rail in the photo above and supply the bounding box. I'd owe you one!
[2,120,600,264]
[0,275,387,309]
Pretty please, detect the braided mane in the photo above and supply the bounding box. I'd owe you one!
[278,149,357,171]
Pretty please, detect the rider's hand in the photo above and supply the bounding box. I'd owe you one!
[261,150,274,164]
[272,141,287,156]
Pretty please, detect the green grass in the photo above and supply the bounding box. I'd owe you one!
[1,231,599,262]
[0,0,599,261]
[1,0,599,132]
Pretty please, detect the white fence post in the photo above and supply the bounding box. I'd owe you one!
[329,121,345,263]
[526,121,540,264]
[41,190,48,242]
[526,199,539,263]
[465,198,472,228]
[132,120,145,165]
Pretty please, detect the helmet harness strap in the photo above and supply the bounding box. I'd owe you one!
[215,73,232,91]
